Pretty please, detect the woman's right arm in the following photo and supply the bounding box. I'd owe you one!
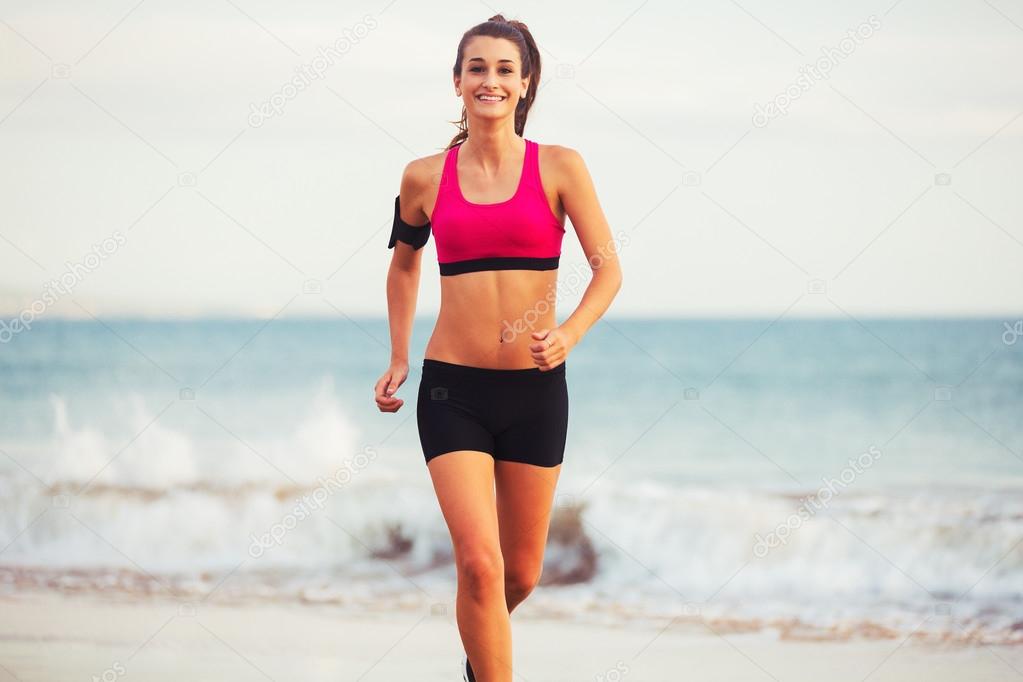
[375,161,431,413]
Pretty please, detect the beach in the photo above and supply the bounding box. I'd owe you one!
[2,0,1021,676]
[1,590,1020,681]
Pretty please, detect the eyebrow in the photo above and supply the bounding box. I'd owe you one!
[467,57,516,63]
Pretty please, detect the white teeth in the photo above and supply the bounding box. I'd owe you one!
[477,95,505,101]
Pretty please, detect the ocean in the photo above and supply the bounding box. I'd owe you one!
[1,317,1020,642]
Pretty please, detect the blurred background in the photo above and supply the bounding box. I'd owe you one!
[1,0,1021,675]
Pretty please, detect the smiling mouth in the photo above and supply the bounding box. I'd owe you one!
[476,95,506,102]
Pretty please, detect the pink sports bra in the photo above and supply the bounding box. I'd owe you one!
[430,138,565,276]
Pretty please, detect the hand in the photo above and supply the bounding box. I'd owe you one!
[529,327,575,370]
[374,361,409,412]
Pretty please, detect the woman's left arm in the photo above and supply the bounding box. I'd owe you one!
[532,146,624,362]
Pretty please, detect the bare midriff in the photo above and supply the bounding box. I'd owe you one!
[425,268,559,369]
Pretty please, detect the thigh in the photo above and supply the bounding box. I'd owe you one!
[495,460,562,568]
[417,366,496,463]
[492,370,568,468]
[427,451,502,561]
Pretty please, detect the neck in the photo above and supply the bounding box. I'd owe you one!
[461,128,523,169]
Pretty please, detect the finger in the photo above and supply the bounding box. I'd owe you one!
[534,350,561,369]
[375,375,399,399]
[379,373,403,398]
[377,397,403,410]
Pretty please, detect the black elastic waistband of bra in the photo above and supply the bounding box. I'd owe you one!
[439,255,559,276]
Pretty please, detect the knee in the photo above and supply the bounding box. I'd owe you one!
[456,550,504,598]
[505,562,542,605]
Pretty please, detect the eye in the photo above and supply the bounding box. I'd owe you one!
[469,66,514,74]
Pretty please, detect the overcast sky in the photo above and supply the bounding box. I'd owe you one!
[1,0,1021,319]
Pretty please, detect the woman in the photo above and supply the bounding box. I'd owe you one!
[374,15,622,681]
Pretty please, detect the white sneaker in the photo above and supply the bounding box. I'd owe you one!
[460,654,476,682]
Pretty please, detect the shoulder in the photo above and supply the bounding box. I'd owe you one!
[398,149,448,223]
[536,143,591,190]
[402,149,447,187]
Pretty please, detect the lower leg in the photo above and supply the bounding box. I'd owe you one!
[457,555,513,682]
[504,577,537,615]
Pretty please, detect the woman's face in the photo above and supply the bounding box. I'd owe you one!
[455,36,528,120]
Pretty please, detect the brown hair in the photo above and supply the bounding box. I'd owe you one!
[445,14,541,150]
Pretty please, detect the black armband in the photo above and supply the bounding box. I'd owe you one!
[387,195,431,250]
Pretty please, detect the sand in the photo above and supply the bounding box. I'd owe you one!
[0,591,1020,681]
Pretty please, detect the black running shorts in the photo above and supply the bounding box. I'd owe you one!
[416,358,569,467]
